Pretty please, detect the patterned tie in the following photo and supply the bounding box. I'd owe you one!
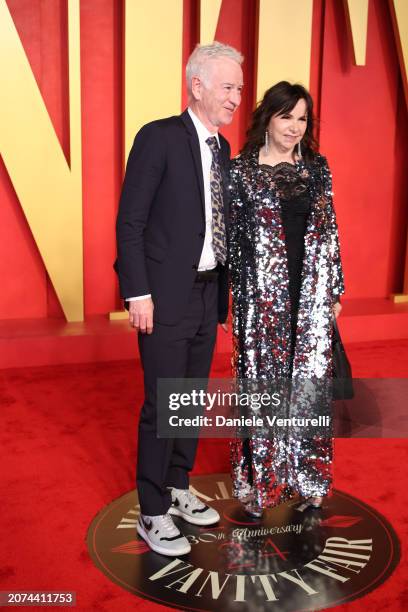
[206,136,227,265]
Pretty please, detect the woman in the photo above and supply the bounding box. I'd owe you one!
[229,81,344,517]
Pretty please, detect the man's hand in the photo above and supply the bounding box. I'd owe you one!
[333,302,342,319]
[220,322,229,333]
[128,298,154,333]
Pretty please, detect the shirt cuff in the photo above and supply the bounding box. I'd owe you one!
[127,295,151,301]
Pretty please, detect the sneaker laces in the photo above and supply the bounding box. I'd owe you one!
[175,488,205,510]
[155,514,180,537]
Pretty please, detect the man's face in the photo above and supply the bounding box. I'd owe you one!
[192,57,243,130]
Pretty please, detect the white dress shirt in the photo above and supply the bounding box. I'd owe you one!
[127,108,219,301]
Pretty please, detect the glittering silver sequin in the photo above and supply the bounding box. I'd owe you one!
[229,150,344,508]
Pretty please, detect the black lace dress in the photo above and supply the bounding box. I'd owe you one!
[260,161,311,358]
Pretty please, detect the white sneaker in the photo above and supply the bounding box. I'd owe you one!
[168,487,220,526]
[137,513,191,556]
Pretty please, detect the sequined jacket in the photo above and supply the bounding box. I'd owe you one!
[229,150,345,379]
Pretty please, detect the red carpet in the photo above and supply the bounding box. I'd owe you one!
[1,339,407,611]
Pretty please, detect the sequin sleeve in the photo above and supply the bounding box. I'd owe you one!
[228,160,245,296]
[320,157,345,300]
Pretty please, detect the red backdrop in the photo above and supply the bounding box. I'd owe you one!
[1,0,407,321]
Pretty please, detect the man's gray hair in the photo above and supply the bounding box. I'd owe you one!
[186,41,243,97]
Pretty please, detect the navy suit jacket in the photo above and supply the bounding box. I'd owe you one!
[115,110,230,325]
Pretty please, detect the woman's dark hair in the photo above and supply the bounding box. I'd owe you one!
[241,81,318,162]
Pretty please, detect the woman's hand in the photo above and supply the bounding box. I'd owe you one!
[333,302,342,319]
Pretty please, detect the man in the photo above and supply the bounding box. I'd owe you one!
[116,42,243,556]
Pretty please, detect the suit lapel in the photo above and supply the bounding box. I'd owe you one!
[180,110,205,217]
[180,110,231,228]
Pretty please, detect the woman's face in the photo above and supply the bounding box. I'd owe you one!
[267,98,308,153]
